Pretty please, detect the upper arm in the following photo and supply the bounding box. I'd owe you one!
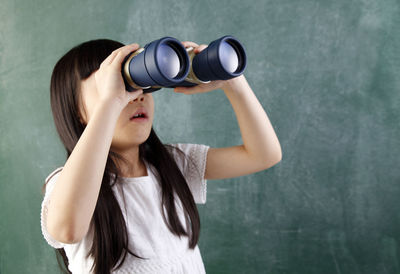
[204,145,281,180]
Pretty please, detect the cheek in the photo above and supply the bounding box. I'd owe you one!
[149,96,155,115]
[111,120,152,148]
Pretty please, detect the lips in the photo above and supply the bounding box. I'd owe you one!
[130,107,148,120]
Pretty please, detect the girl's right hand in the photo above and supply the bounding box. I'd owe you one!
[94,43,144,109]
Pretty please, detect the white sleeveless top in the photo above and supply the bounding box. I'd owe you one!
[40,143,210,273]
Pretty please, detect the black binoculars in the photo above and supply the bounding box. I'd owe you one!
[121,35,247,93]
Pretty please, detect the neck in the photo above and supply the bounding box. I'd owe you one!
[111,145,148,178]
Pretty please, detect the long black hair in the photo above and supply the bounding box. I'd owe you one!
[42,39,201,274]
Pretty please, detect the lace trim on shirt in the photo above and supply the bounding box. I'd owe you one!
[186,144,209,204]
[41,167,67,249]
[168,143,210,204]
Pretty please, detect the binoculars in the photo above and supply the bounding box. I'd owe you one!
[121,35,247,93]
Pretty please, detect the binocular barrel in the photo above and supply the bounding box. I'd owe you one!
[122,35,247,93]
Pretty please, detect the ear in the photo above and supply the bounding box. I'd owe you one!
[76,89,88,126]
[77,99,88,126]
[78,114,87,126]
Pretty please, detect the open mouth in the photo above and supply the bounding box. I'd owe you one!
[130,109,148,122]
[130,113,147,119]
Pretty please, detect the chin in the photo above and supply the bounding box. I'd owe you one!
[112,130,151,149]
[129,131,151,144]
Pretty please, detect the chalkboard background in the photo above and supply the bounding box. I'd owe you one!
[0,0,399,273]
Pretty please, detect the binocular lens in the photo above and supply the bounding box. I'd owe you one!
[220,41,239,73]
[157,44,181,78]
[122,37,190,92]
[191,35,246,82]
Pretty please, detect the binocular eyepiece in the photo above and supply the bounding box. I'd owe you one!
[121,35,247,93]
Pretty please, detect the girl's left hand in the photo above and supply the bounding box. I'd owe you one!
[173,41,241,95]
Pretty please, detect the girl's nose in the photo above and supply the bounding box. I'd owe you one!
[129,93,145,104]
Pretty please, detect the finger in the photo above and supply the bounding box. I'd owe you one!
[111,43,140,67]
[181,41,199,49]
[101,50,119,66]
[101,44,133,66]
[195,44,208,53]
[174,85,202,94]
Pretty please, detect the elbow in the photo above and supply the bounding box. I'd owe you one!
[47,219,85,244]
[51,226,84,244]
[276,149,282,163]
[262,149,282,169]
[270,154,282,167]
[62,229,85,244]
[272,144,283,164]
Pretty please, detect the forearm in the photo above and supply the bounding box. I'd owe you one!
[47,100,122,243]
[222,75,282,163]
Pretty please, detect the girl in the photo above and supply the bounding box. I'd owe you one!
[40,39,282,274]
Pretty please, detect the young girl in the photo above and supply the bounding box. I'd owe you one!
[40,39,282,274]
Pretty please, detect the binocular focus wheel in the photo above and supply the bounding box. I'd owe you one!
[185,47,211,85]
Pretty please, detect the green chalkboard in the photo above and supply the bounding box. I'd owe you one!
[1,0,399,273]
